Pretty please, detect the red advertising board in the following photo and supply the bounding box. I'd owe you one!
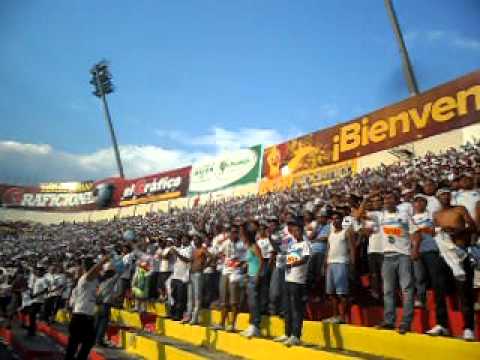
[0,180,118,211]
[119,166,191,206]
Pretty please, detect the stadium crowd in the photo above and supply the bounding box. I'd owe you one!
[1,140,480,359]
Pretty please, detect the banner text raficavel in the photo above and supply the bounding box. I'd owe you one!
[332,84,480,161]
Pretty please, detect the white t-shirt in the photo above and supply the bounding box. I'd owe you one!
[159,247,175,273]
[29,274,48,304]
[327,229,349,264]
[397,202,414,218]
[285,240,311,284]
[172,246,192,283]
[212,233,228,271]
[425,195,442,218]
[410,212,437,253]
[0,270,11,298]
[366,211,383,254]
[305,221,318,239]
[275,226,296,268]
[71,273,99,316]
[375,211,411,256]
[257,237,274,259]
[121,252,136,280]
[219,239,246,277]
[453,189,480,219]
[47,273,66,298]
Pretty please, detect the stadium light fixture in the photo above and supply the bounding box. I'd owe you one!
[90,60,125,178]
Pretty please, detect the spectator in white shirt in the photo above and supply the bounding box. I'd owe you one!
[43,264,65,324]
[374,191,414,335]
[211,222,246,332]
[324,212,355,324]
[453,172,480,219]
[157,238,175,303]
[26,265,47,337]
[422,179,442,217]
[65,255,109,360]
[256,220,275,314]
[169,235,192,321]
[274,214,311,347]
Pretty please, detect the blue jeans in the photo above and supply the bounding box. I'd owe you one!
[247,276,261,328]
[94,303,111,345]
[269,266,287,316]
[285,282,306,338]
[189,272,203,323]
[259,264,272,314]
[382,254,414,328]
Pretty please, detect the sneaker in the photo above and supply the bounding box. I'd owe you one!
[241,325,260,338]
[376,322,395,330]
[322,316,339,323]
[225,324,236,333]
[188,320,199,326]
[474,302,480,312]
[398,324,410,335]
[273,335,289,342]
[426,325,449,336]
[284,336,301,347]
[180,316,191,324]
[240,325,253,337]
[210,323,224,331]
[414,300,425,308]
[463,329,475,341]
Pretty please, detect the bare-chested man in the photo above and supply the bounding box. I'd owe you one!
[434,188,477,341]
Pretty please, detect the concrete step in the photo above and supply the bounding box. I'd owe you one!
[107,306,480,360]
[0,321,63,360]
[117,328,244,360]
[109,310,365,359]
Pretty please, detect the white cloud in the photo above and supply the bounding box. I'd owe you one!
[156,126,300,154]
[0,141,52,155]
[0,140,199,184]
[453,37,480,51]
[426,30,446,41]
[0,126,301,185]
[405,29,480,52]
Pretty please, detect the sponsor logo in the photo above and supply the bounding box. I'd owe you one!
[332,84,480,161]
[2,188,95,208]
[190,148,258,193]
[121,176,182,199]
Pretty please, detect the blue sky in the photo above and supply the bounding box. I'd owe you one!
[1,0,479,184]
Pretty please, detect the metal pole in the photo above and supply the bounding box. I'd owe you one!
[384,0,419,96]
[96,71,125,178]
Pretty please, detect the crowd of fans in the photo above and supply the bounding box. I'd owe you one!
[1,140,480,358]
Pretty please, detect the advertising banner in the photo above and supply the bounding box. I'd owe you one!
[262,70,480,180]
[119,166,191,206]
[189,145,262,194]
[0,179,122,211]
[259,159,356,194]
[1,185,98,211]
